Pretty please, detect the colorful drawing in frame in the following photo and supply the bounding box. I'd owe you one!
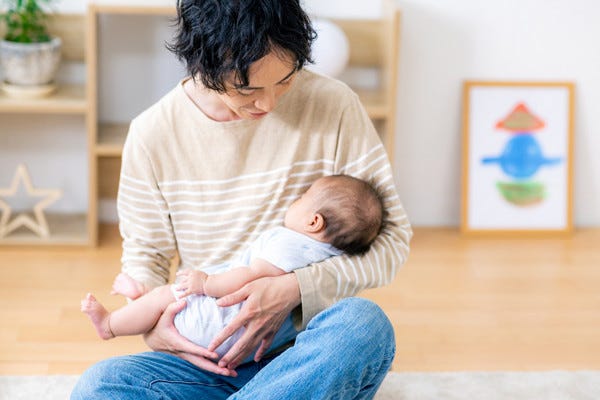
[461,82,574,235]
[481,102,562,206]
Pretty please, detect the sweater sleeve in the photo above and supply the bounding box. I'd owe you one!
[293,92,413,329]
[117,120,178,289]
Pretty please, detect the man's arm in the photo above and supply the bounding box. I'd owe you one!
[293,92,413,329]
[118,121,176,290]
[120,120,233,375]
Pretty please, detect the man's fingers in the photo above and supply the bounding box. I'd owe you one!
[148,299,219,360]
[218,325,264,369]
[254,334,274,362]
[163,321,219,360]
[178,352,237,377]
[176,336,219,360]
[208,313,247,352]
[163,299,187,317]
[215,287,249,307]
[219,338,253,369]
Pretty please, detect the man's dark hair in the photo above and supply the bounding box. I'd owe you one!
[167,0,316,92]
[316,175,386,256]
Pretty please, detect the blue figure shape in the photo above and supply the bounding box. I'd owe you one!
[482,134,562,180]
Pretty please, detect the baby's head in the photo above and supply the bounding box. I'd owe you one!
[284,175,384,255]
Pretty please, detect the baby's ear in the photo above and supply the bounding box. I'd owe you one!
[306,213,326,233]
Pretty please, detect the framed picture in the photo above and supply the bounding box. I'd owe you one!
[461,81,574,235]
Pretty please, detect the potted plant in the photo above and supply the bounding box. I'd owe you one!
[0,0,62,97]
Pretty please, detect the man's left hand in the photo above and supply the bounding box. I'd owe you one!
[209,273,300,369]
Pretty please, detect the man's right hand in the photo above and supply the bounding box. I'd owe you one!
[143,299,238,377]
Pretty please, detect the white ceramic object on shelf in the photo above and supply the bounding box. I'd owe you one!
[0,37,62,98]
[307,18,350,78]
[0,81,57,98]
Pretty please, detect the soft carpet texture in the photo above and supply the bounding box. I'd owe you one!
[1,371,599,399]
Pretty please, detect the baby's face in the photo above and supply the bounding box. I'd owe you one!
[284,177,330,232]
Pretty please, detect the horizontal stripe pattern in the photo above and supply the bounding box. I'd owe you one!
[117,72,411,328]
[119,156,332,280]
[119,142,410,301]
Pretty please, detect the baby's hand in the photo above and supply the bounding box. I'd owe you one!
[175,269,208,297]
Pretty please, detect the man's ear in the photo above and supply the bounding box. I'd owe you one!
[306,213,326,233]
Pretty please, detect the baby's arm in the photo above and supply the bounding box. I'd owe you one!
[205,260,284,298]
[176,260,284,299]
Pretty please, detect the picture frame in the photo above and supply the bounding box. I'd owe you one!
[461,81,574,235]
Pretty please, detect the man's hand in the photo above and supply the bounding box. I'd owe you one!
[174,269,208,297]
[208,273,301,370]
[144,298,238,376]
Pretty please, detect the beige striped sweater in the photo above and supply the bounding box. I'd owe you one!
[117,70,412,329]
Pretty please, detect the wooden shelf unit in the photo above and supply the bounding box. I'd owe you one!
[333,3,401,162]
[0,3,400,247]
[96,123,129,157]
[90,4,174,16]
[0,213,89,246]
[0,84,87,114]
[0,15,93,246]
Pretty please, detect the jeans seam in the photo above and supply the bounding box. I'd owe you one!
[149,379,230,388]
[383,350,395,362]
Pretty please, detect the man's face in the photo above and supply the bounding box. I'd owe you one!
[217,51,298,120]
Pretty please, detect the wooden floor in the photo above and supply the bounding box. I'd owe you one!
[1,226,599,375]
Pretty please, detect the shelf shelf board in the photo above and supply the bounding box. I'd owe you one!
[0,213,89,246]
[96,123,129,156]
[0,84,87,114]
[92,2,175,16]
[352,87,389,119]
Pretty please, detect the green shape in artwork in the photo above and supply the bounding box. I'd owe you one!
[496,181,547,207]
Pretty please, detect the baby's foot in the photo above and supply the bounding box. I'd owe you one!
[111,272,146,299]
[81,293,114,340]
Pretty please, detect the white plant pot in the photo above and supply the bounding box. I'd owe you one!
[0,37,62,88]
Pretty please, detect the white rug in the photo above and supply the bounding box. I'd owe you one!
[1,371,599,399]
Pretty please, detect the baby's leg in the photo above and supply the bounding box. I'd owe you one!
[81,285,176,339]
[80,293,113,340]
[111,272,148,299]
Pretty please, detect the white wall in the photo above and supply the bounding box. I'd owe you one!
[3,0,599,226]
[394,0,600,227]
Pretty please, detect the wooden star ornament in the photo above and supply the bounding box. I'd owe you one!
[0,164,62,238]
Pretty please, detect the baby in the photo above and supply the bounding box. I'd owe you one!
[81,175,384,359]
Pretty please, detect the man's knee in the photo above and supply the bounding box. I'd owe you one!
[71,358,116,399]
[71,355,148,399]
[311,297,396,357]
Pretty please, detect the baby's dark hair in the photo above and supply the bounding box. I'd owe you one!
[167,0,316,92]
[316,175,385,256]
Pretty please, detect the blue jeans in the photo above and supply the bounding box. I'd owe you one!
[71,298,395,400]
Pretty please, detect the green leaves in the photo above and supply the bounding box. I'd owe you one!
[1,0,55,43]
